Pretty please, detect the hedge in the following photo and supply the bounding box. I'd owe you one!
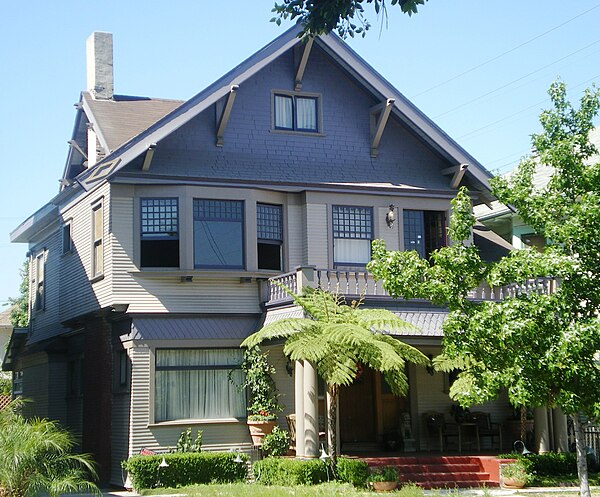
[253,457,329,485]
[122,452,248,490]
[499,452,580,476]
[335,457,369,487]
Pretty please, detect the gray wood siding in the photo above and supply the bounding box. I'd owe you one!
[21,353,49,419]
[111,392,131,486]
[305,204,329,268]
[287,202,305,269]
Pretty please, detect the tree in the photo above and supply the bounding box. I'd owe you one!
[242,287,428,457]
[271,0,429,38]
[8,260,29,328]
[0,400,100,497]
[368,81,600,497]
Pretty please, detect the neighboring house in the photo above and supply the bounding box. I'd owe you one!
[5,28,520,485]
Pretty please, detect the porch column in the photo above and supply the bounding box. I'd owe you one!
[534,407,550,453]
[294,360,305,457]
[552,407,569,452]
[303,360,319,458]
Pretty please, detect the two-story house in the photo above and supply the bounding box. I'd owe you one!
[5,28,516,485]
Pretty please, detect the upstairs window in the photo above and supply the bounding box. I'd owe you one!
[140,198,180,268]
[404,210,447,259]
[194,199,244,269]
[333,206,373,267]
[91,201,104,278]
[274,93,318,132]
[257,204,283,271]
[34,252,45,312]
[62,221,72,254]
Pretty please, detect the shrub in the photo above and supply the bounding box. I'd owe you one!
[498,452,578,476]
[253,457,328,485]
[367,465,399,483]
[262,427,290,457]
[174,428,203,453]
[335,457,369,487]
[122,451,247,490]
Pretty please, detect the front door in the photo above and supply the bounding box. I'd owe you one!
[339,366,376,443]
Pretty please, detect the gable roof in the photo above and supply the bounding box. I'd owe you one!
[75,25,493,195]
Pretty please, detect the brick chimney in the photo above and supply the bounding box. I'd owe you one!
[86,32,113,100]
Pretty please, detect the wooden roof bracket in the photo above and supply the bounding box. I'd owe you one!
[68,139,87,160]
[441,163,469,188]
[295,37,314,91]
[141,143,157,171]
[370,98,395,158]
[216,85,239,147]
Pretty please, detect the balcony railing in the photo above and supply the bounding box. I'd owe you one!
[264,266,559,306]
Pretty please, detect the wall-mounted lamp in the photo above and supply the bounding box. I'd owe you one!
[385,204,396,228]
[285,359,294,377]
[426,354,435,376]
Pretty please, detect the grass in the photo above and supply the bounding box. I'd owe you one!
[140,481,425,496]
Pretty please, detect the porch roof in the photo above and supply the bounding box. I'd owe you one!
[129,314,262,341]
[390,310,447,337]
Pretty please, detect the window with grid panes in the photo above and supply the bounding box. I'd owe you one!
[193,200,244,268]
[403,210,447,259]
[257,204,282,271]
[140,198,179,268]
[332,206,373,266]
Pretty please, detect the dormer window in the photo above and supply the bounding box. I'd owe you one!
[273,92,320,133]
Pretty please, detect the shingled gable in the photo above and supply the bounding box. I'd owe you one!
[74,25,493,195]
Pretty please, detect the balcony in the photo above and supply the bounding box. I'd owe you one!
[262,266,559,307]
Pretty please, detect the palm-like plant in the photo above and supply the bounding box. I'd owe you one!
[242,288,429,456]
[0,400,100,497]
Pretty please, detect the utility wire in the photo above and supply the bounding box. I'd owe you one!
[411,3,600,99]
[433,38,600,119]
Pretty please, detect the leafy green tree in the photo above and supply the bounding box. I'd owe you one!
[368,82,600,497]
[272,0,429,38]
[242,287,428,456]
[8,260,29,328]
[0,400,100,497]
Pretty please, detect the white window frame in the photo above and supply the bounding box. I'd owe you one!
[62,220,73,255]
[91,201,104,279]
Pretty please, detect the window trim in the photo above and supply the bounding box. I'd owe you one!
[91,200,104,280]
[193,199,245,270]
[271,90,323,135]
[34,251,45,312]
[61,220,73,255]
[332,205,374,268]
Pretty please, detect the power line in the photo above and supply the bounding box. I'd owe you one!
[433,38,600,120]
[411,3,600,99]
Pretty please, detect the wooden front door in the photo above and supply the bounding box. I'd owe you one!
[339,366,376,443]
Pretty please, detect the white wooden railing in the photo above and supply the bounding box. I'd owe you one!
[264,266,559,306]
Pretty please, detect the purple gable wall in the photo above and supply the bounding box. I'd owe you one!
[136,45,451,189]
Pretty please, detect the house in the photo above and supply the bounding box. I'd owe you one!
[5,28,526,485]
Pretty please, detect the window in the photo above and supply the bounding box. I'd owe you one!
[403,210,447,259]
[274,93,318,132]
[193,199,244,269]
[155,349,245,422]
[62,221,72,254]
[92,202,103,278]
[34,252,45,311]
[140,198,179,267]
[13,371,23,397]
[257,204,283,271]
[332,206,373,266]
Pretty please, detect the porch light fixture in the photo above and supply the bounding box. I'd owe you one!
[385,204,396,228]
[513,439,533,456]
[158,456,169,468]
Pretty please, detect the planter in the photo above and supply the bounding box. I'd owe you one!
[502,477,526,489]
[247,420,277,446]
[370,481,399,492]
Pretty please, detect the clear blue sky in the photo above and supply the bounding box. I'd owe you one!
[1,0,599,306]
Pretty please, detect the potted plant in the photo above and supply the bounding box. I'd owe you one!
[500,460,531,489]
[237,347,282,446]
[368,466,399,492]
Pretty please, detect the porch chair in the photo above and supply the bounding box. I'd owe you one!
[471,411,503,451]
[422,412,459,452]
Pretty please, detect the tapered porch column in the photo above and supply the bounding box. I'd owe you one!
[534,407,550,453]
[303,361,319,457]
[552,407,569,452]
[294,360,305,457]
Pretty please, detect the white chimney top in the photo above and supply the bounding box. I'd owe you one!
[86,32,113,100]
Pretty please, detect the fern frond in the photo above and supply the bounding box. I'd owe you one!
[356,309,421,335]
[241,318,315,348]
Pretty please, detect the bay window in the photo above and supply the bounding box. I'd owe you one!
[333,205,373,266]
[140,198,179,268]
[257,203,283,271]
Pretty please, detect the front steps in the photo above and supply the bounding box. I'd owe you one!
[361,455,501,489]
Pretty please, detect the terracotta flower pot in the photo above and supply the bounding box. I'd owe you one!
[370,481,399,492]
[247,420,277,446]
[502,477,526,489]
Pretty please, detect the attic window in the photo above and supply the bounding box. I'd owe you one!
[273,92,319,133]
